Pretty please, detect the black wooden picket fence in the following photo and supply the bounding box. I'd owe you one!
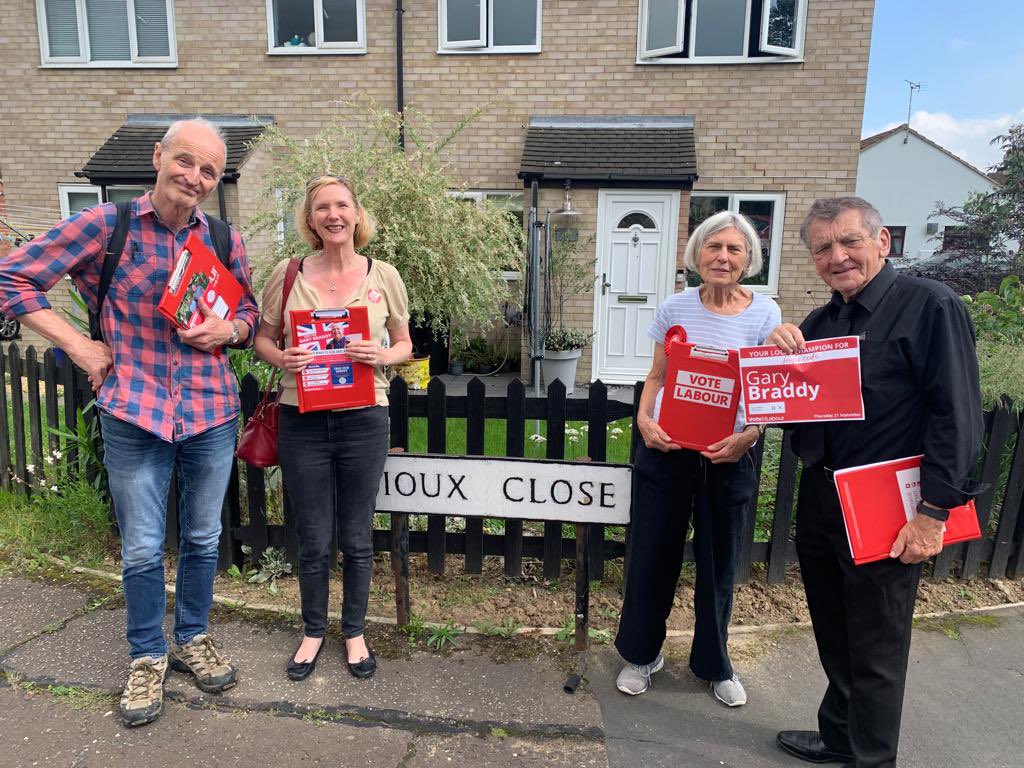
[3,343,1024,583]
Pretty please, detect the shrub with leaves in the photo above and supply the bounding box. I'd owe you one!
[246,102,523,351]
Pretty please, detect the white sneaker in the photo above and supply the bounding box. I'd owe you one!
[711,674,747,707]
[616,653,665,695]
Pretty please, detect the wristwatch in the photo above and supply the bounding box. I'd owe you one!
[916,500,949,522]
[227,321,241,346]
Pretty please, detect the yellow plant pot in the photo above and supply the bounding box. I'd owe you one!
[394,356,431,390]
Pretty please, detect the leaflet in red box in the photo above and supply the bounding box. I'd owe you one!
[289,307,376,413]
[833,455,981,566]
[739,336,864,424]
[158,232,244,336]
[657,325,741,451]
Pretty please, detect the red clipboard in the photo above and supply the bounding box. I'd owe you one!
[657,325,741,451]
[833,455,981,565]
[289,307,376,413]
[158,232,244,347]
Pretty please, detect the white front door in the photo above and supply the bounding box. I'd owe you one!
[593,190,679,384]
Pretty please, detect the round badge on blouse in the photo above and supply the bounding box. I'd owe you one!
[367,288,382,304]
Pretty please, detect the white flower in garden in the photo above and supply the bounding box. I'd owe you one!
[50,485,58,492]
[566,428,580,437]
[25,464,34,474]
[567,435,579,444]
[529,434,547,444]
[610,427,624,436]
[580,424,589,433]
[52,450,62,459]
[45,456,55,465]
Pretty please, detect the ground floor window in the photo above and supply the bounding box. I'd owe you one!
[58,184,147,218]
[686,191,784,294]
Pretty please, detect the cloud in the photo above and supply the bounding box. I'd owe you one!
[948,37,972,51]
[864,108,1024,170]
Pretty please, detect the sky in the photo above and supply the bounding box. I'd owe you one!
[862,0,1024,171]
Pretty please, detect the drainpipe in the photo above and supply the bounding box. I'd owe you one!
[217,180,228,223]
[396,0,405,150]
[528,179,543,395]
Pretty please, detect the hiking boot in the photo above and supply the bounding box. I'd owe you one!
[712,674,747,707]
[169,634,237,693]
[616,653,665,695]
[119,654,167,727]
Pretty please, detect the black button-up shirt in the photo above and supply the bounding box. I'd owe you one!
[791,262,983,508]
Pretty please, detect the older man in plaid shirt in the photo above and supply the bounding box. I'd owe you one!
[0,118,258,727]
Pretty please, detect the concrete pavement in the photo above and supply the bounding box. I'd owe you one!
[1,572,1022,767]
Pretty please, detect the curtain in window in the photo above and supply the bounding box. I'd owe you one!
[44,0,81,57]
[134,0,170,57]
[85,0,131,61]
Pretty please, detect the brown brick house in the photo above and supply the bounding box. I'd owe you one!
[2,0,874,381]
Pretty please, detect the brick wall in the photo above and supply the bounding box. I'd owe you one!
[2,0,873,375]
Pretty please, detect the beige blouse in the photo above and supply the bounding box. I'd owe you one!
[261,256,410,408]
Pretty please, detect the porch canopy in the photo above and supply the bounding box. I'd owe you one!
[517,115,698,186]
[75,114,272,216]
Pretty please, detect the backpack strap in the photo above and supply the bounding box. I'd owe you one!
[90,201,131,341]
[206,215,233,267]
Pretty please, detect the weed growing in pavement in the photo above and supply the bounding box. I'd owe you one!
[401,614,428,646]
[426,620,463,650]
[474,616,522,638]
[913,613,1000,641]
[243,545,292,596]
[47,684,117,711]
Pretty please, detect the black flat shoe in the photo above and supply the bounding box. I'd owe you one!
[287,637,324,682]
[776,730,853,764]
[346,650,377,679]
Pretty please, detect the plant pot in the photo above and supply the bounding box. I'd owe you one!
[541,348,582,395]
[393,356,431,390]
[448,359,465,376]
[478,363,496,375]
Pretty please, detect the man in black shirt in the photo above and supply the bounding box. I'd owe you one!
[768,197,983,768]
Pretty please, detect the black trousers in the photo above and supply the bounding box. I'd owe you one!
[796,465,922,768]
[278,404,389,639]
[615,444,756,682]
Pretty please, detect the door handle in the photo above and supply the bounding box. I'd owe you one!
[601,273,612,296]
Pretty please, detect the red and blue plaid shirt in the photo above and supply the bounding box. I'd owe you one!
[0,194,259,442]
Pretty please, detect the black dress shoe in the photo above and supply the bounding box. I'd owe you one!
[776,731,854,764]
[347,650,377,679]
[287,638,324,681]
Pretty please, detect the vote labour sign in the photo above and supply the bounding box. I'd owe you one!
[738,336,864,424]
[658,327,741,450]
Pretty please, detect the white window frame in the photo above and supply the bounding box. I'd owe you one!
[58,184,148,218]
[36,0,177,68]
[438,0,542,54]
[266,0,367,55]
[689,191,785,296]
[759,0,805,56]
[637,0,806,65]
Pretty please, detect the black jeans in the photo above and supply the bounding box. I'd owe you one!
[615,443,756,682]
[796,465,922,768]
[278,404,389,639]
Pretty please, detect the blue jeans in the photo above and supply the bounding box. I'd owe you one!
[100,412,237,659]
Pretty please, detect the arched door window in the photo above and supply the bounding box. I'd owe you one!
[616,211,657,230]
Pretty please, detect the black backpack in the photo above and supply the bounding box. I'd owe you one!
[89,201,233,341]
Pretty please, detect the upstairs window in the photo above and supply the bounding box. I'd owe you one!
[267,0,366,54]
[439,0,542,53]
[638,0,806,64]
[37,0,177,67]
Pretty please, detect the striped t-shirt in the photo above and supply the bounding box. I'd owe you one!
[648,287,782,431]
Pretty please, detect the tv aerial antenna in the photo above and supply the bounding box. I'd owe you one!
[904,80,922,142]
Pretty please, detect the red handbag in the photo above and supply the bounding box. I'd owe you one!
[235,258,301,467]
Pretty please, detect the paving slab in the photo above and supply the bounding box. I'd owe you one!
[0,575,93,653]
[592,607,1024,768]
[0,685,413,768]
[3,605,603,734]
[406,733,607,767]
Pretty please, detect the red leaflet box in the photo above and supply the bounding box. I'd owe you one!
[158,232,244,333]
[833,455,981,565]
[289,307,376,413]
[657,325,741,451]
